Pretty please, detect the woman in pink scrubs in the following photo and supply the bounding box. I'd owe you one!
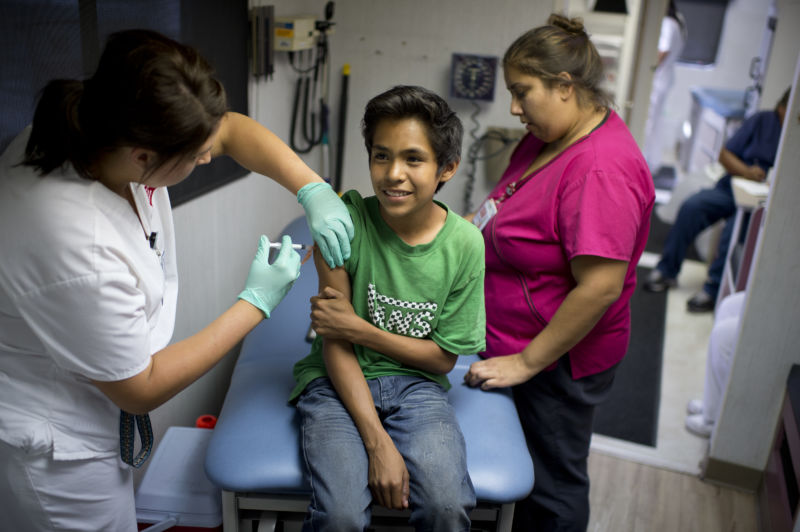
[464,14,655,531]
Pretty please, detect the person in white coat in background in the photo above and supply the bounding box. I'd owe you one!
[643,0,687,174]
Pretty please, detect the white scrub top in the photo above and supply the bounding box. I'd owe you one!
[653,16,685,91]
[0,128,178,460]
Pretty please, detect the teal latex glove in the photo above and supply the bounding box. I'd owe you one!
[297,182,354,268]
[238,235,301,318]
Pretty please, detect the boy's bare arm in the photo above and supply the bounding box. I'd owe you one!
[311,286,457,374]
[313,247,410,510]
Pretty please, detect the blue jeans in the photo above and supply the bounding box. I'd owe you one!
[296,376,475,532]
[657,177,736,299]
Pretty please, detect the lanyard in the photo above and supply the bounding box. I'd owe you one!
[495,169,539,206]
[473,159,539,231]
[120,410,153,468]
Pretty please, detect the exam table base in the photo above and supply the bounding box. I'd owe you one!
[223,491,514,532]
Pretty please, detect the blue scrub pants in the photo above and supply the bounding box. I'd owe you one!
[296,376,475,532]
[656,177,737,299]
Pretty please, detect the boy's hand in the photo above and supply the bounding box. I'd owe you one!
[367,438,410,510]
[310,287,362,341]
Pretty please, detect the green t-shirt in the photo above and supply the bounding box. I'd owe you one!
[290,190,486,401]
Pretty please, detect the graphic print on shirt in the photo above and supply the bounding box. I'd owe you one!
[367,283,437,338]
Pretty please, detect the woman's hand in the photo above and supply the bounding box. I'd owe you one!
[464,256,627,392]
[463,354,539,390]
[297,182,354,268]
[310,286,363,341]
[238,235,301,318]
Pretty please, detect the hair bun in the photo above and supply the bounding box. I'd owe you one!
[548,13,586,36]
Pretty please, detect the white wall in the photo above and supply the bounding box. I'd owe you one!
[763,0,800,103]
[710,62,800,471]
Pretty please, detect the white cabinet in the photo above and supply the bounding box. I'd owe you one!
[679,87,746,174]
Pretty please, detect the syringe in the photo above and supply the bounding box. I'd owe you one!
[268,242,312,251]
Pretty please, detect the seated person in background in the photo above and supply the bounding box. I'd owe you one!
[644,88,789,312]
[289,85,486,531]
[685,291,747,437]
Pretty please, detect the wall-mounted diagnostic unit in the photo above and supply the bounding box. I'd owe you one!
[450,53,498,101]
[275,16,317,51]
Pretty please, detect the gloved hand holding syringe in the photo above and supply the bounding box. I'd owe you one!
[269,241,314,264]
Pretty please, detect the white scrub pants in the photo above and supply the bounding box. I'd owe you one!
[0,440,137,532]
[643,67,675,172]
[702,291,746,424]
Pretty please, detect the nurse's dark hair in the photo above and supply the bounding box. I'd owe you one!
[361,85,463,192]
[22,29,228,179]
[504,13,613,110]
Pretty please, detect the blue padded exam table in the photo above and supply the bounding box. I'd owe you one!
[204,217,534,531]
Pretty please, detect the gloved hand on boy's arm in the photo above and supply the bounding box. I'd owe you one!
[297,182,354,269]
[238,235,301,318]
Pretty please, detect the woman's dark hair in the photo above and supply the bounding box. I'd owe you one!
[667,1,688,34]
[503,13,613,110]
[361,85,463,191]
[23,29,228,179]
[667,1,685,26]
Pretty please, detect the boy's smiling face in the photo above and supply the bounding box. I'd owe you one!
[369,117,456,230]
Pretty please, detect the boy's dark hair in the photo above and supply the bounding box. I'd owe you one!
[23,29,228,180]
[361,85,463,191]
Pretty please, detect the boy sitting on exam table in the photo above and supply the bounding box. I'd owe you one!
[289,85,486,531]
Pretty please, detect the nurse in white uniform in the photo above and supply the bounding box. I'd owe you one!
[0,29,353,531]
[643,0,687,173]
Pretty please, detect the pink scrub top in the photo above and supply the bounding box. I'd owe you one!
[480,110,654,379]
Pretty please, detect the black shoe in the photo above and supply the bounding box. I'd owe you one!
[687,290,715,313]
[643,269,677,292]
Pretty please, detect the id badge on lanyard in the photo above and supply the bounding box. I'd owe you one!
[472,198,498,231]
